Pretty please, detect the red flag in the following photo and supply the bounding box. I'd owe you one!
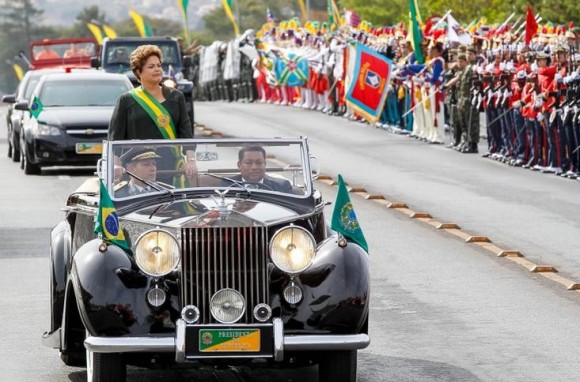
[525,4,538,45]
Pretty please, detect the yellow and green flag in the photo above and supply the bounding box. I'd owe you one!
[297,0,307,21]
[103,24,118,39]
[129,9,152,37]
[408,0,424,64]
[221,0,240,36]
[331,174,368,252]
[87,22,104,44]
[13,64,23,81]
[94,179,131,254]
[30,96,43,119]
[177,0,190,43]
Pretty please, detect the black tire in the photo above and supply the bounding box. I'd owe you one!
[7,139,12,158]
[60,350,85,367]
[23,146,41,175]
[11,139,20,163]
[319,350,357,382]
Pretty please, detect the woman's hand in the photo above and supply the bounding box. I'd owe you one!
[184,160,198,177]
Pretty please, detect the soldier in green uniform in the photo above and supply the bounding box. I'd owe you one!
[458,47,480,153]
[444,48,460,148]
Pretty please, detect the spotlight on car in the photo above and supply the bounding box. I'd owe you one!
[270,226,315,274]
[283,282,303,304]
[210,289,245,324]
[147,287,166,308]
[181,305,200,324]
[253,303,272,322]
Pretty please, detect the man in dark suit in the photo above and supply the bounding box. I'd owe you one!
[222,145,293,193]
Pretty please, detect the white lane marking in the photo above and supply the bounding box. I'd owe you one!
[58,175,71,180]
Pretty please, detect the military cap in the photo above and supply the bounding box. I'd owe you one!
[121,147,161,167]
[457,53,467,61]
[458,45,468,52]
[536,50,550,59]
[565,30,576,40]
[515,70,527,80]
[466,45,477,54]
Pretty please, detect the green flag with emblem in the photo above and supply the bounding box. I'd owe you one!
[94,179,132,254]
[331,174,368,252]
[30,96,44,119]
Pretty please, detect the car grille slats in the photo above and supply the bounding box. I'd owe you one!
[181,226,269,324]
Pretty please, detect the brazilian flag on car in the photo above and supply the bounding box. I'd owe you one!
[94,179,132,254]
[331,174,369,252]
[30,96,43,119]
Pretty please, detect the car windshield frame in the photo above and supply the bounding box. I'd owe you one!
[103,41,181,68]
[103,138,314,201]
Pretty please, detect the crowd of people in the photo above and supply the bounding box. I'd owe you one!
[191,16,580,180]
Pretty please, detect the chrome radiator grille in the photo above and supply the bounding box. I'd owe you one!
[180,226,269,324]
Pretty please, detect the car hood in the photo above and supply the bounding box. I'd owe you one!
[123,198,301,228]
[39,106,114,127]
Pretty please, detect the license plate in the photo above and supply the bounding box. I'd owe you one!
[75,143,102,154]
[199,328,260,352]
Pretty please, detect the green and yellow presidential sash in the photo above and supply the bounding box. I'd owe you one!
[129,86,188,187]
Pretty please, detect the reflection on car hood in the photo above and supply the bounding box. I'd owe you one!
[38,106,114,127]
[124,198,299,228]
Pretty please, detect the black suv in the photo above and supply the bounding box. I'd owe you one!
[91,37,195,131]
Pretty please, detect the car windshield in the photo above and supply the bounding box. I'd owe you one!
[106,139,311,200]
[104,42,180,67]
[39,79,130,107]
[31,42,97,60]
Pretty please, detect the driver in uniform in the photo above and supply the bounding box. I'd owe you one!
[115,147,168,197]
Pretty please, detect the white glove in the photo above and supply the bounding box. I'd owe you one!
[476,65,483,74]
[506,60,515,72]
[555,73,563,83]
[499,62,506,71]
[531,62,538,73]
[512,100,522,108]
[537,113,545,122]
[534,98,544,108]
[486,63,495,72]
[414,77,425,85]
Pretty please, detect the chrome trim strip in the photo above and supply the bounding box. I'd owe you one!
[84,336,175,353]
[284,334,370,351]
[273,318,284,362]
[41,328,61,349]
[175,319,186,362]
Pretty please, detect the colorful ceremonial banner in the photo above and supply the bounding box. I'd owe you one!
[328,0,341,27]
[129,9,152,37]
[177,0,190,43]
[331,174,368,253]
[408,0,424,64]
[525,4,538,45]
[94,180,132,254]
[103,24,118,39]
[447,13,472,45]
[86,22,104,44]
[345,42,393,125]
[274,52,309,87]
[221,0,240,36]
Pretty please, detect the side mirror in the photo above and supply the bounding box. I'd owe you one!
[2,94,16,104]
[182,55,192,68]
[14,101,29,111]
[310,155,320,180]
[90,56,100,68]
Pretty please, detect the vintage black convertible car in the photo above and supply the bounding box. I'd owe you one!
[43,138,370,382]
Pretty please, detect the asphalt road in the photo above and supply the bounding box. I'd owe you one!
[0,103,579,382]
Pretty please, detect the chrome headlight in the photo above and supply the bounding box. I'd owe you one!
[210,289,245,323]
[33,122,61,136]
[270,226,315,274]
[135,229,180,277]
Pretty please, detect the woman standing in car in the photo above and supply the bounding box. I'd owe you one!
[109,44,197,182]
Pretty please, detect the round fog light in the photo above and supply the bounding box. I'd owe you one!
[283,283,303,304]
[253,303,272,322]
[147,287,166,307]
[210,289,245,323]
[181,305,200,324]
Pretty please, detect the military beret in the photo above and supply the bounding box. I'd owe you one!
[121,147,161,166]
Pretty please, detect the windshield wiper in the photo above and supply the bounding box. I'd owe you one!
[125,171,173,194]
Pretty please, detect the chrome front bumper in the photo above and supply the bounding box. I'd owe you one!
[83,318,370,362]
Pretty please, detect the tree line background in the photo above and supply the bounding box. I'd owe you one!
[1,0,579,93]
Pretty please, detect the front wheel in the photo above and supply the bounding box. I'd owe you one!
[319,350,357,382]
[22,145,40,175]
[86,334,126,382]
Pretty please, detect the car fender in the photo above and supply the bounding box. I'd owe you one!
[281,236,370,333]
[49,220,72,332]
[71,239,152,337]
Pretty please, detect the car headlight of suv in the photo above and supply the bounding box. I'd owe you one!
[270,226,315,274]
[33,122,61,136]
[135,229,180,277]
